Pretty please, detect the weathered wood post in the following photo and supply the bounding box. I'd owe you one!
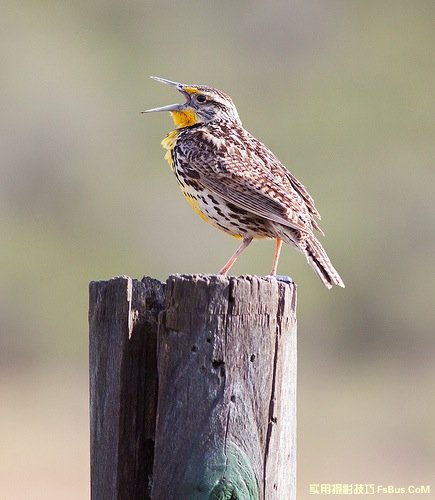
[89,274,297,500]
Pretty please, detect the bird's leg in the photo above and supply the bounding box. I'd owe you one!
[269,238,283,276]
[218,236,253,275]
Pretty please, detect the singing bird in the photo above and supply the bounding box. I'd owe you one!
[144,77,344,289]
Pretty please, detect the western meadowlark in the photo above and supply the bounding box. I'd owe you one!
[143,77,344,289]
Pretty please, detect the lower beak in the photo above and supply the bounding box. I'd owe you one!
[142,103,183,113]
[142,76,188,114]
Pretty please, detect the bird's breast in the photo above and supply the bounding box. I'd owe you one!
[161,130,180,170]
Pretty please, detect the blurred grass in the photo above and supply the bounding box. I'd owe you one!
[1,1,435,498]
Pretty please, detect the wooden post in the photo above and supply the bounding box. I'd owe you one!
[89,274,297,500]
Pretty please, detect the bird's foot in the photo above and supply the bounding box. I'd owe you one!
[264,274,294,284]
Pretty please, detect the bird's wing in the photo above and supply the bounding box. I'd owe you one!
[247,133,324,234]
[200,172,311,233]
[178,129,317,234]
[282,169,324,234]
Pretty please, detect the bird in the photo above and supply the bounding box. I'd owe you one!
[143,76,344,289]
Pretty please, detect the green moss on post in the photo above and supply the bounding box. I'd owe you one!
[208,443,258,499]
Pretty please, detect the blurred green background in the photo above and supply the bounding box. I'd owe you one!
[1,1,434,498]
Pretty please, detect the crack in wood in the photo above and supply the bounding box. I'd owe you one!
[262,286,287,498]
[262,321,280,498]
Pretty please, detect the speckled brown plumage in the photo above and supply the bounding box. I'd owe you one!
[144,77,344,289]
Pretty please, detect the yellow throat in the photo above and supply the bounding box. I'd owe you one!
[170,108,198,128]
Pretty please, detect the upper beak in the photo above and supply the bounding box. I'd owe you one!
[142,76,188,114]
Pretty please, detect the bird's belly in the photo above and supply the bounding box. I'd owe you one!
[180,183,272,240]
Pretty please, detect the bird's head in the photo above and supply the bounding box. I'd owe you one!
[143,76,241,128]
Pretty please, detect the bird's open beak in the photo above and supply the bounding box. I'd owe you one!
[142,76,190,114]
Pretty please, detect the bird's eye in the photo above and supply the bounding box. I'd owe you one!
[196,94,206,103]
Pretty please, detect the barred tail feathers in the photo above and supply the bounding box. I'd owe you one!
[305,237,345,289]
[273,224,345,289]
